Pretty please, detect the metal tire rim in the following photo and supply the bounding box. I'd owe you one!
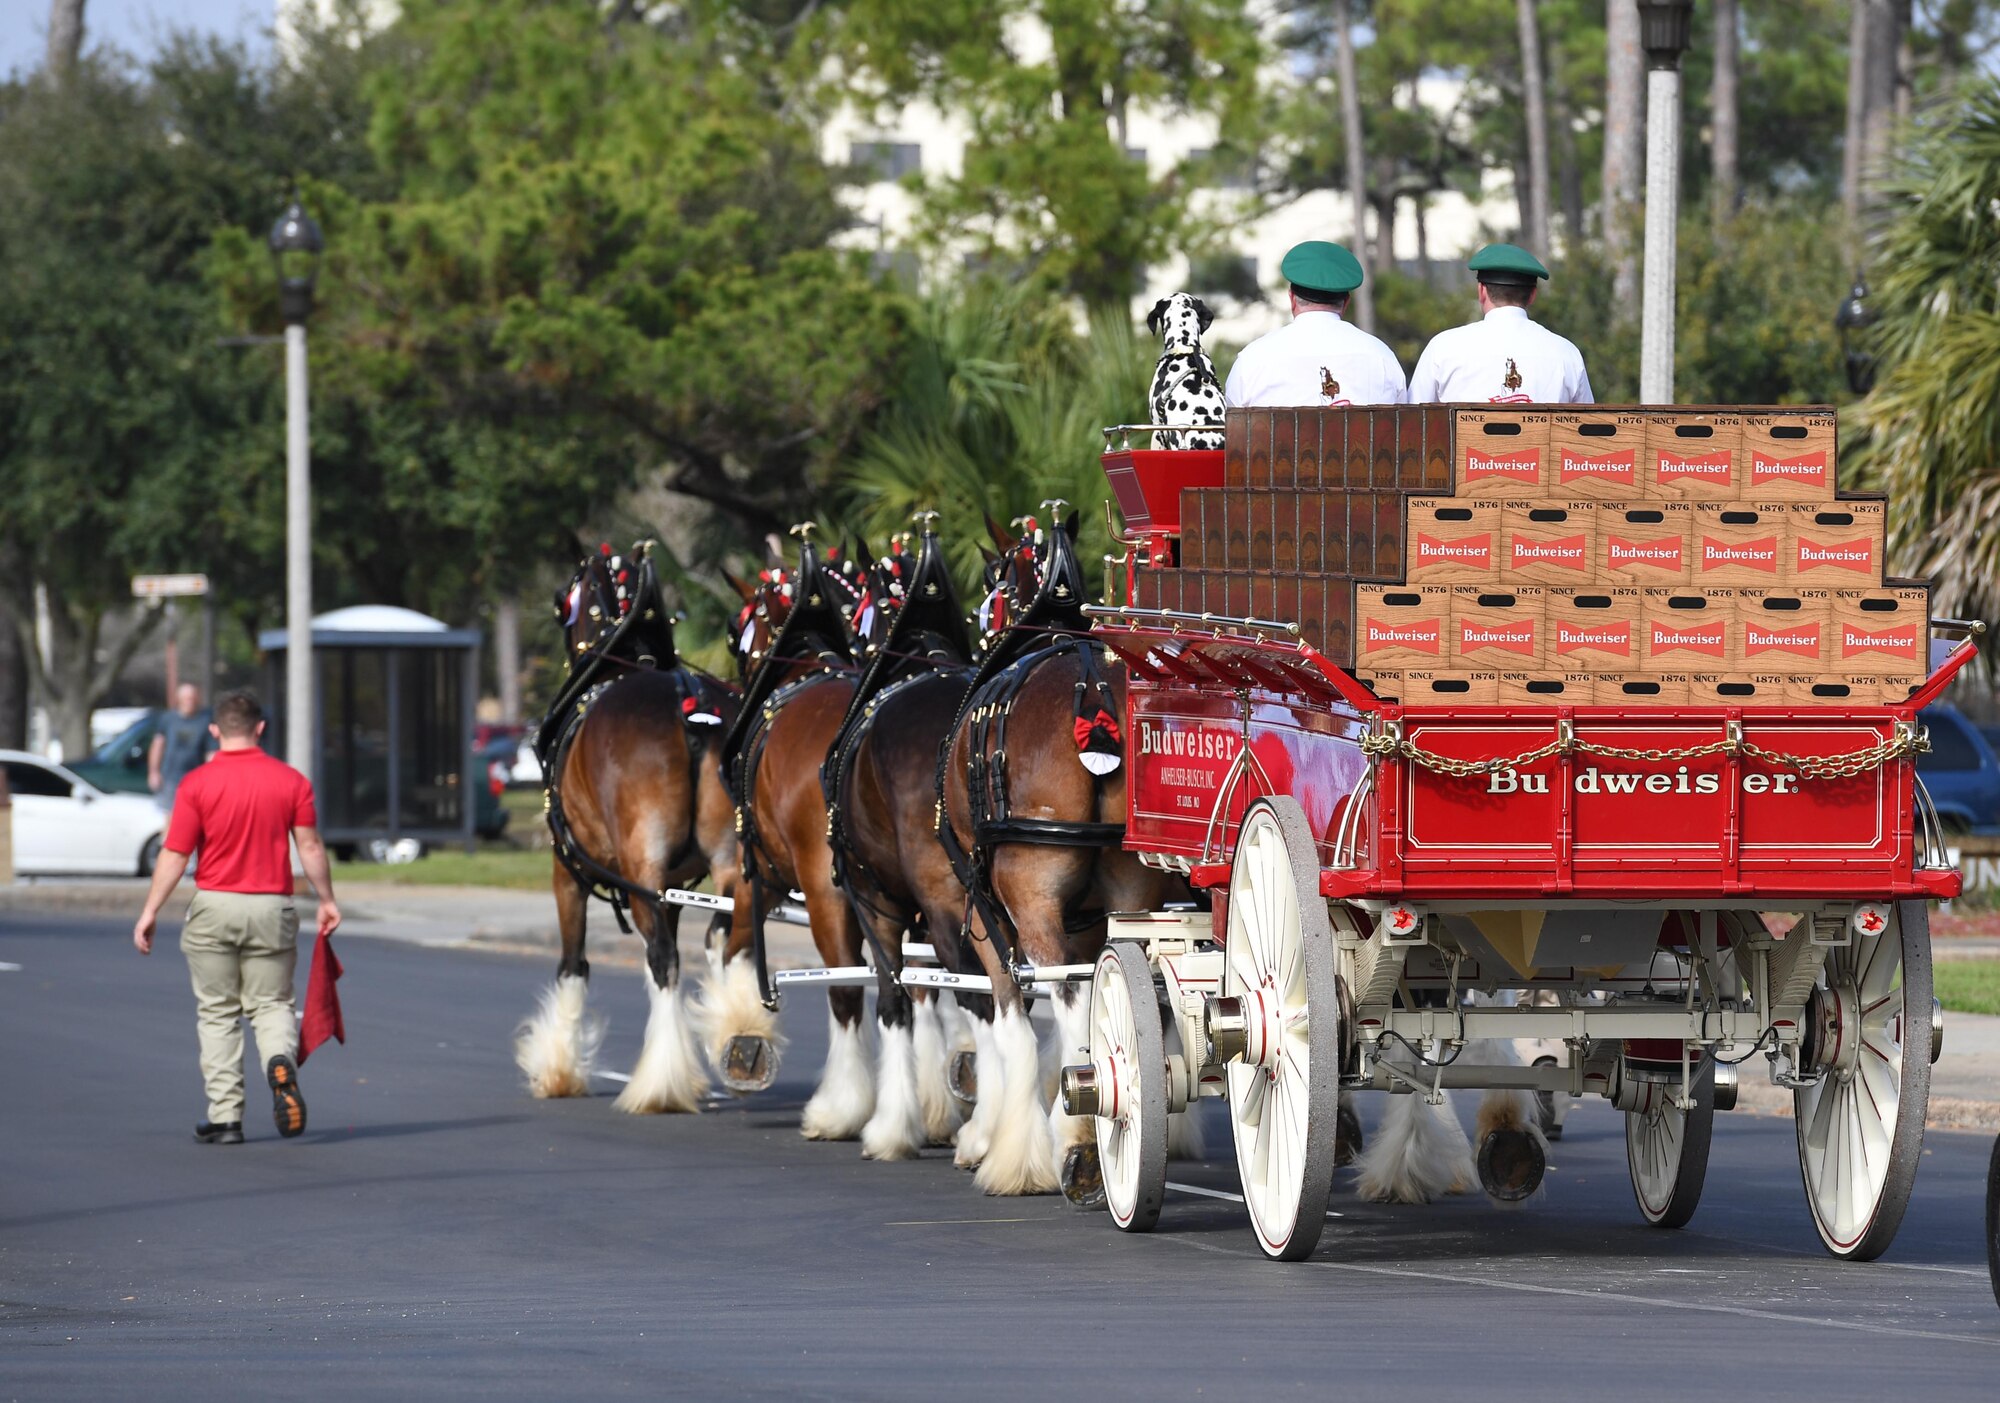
[1794,901,1932,1260]
[1093,942,1167,1232]
[1222,797,1338,1263]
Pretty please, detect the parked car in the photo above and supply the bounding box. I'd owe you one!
[1,750,168,876]
[1917,705,2000,836]
[66,709,165,796]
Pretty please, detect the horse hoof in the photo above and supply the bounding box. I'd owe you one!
[1545,1123,1563,1142]
[1335,1103,1364,1167]
[720,1035,778,1094]
[948,1050,979,1107]
[1060,1143,1106,1208]
[1477,1127,1546,1203]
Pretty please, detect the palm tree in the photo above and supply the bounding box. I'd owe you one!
[830,283,1155,593]
[1848,80,2000,627]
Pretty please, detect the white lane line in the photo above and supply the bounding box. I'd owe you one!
[1167,1181,1343,1218]
[1158,1233,2000,1348]
[594,1070,632,1083]
[0,962,21,972]
[885,1217,1038,1227]
[1683,1227,1990,1279]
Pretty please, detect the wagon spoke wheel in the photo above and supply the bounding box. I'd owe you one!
[1625,1059,1715,1230]
[1091,942,1168,1233]
[1222,797,1339,1263]
[1794,901,1933,1261]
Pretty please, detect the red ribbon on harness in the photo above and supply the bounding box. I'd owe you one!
[1073,710,1122,749]
[298,933,345,1065]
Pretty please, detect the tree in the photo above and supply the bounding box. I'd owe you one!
[1333,0,1376,325]
[1603,0,1642,303]
[1847,80,2000,626]
[1711,0,1740,215]
[1516,0,1553,253]
[805,0,1265,315]
[46,0,85,80]
[1845,0,1905,224]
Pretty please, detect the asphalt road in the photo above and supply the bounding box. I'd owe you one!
[3,911,1997,1401]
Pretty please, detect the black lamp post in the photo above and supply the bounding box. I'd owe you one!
[269,199,322,779]
[1636,0,1696,67]
[1836,271,1876,396]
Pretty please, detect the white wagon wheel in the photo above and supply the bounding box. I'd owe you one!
[1222,796,1339,1263]
[1794,900,1934,1261]
[1985,1135,1999,1309]
[1090,942,1169,1233]
[1625,1059,1715,1229]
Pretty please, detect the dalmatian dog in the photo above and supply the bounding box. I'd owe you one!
[1146,293,1225,450]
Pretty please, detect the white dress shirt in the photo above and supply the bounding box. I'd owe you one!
[1223,310,1410,408]
[1409,306,1594,404]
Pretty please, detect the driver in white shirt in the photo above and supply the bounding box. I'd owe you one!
[1224,240,1409,408]
[1409,243,1593,404]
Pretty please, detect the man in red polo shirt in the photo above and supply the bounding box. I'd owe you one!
[133,690,340,1145]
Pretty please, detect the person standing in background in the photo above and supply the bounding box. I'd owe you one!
[133,690,339,1144]
[149,682,216,811]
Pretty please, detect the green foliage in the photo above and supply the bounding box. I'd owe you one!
[807,0,1266,310]
[1847,79,2000,626]
[830,282,1153,590]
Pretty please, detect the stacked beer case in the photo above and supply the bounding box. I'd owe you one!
[1133,405,1929,707]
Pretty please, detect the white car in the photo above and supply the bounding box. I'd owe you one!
[2,750,168,877]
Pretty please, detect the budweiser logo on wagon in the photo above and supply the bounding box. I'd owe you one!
[1136,721,1241,760]
[1484,763,1798,796]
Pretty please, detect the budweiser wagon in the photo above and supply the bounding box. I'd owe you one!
[1065,404,1980,1262]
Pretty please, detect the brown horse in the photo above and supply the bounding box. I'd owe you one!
[821,517,987,1159]
[937,510,1195,1197]
[514,543,751,1114]
[718,535,889,1144]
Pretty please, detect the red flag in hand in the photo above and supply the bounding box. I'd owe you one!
[298,933,345,1065]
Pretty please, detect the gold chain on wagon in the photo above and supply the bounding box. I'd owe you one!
[1359,719,1929,782]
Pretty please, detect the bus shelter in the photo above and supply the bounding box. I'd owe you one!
[260,606,479,856]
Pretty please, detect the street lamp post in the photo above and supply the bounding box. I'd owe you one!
[269,201,322,779]
[1636,0,1694,405]
[1836,272,1877,396]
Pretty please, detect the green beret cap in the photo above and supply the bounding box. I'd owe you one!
[1467,242,1550,285]
[1280,240,1365,297]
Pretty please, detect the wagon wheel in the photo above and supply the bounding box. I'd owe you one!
[1625,1059,1715,1230]
[1987,1135,2000,1310]
[1222,797,1340,1263]
[1090,942,1169,1233]
[1794,900,1934,1261]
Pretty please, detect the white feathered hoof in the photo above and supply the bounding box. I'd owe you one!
[1335,1102,1364,1167]
[1165,1109,1206,1163]
[1059,1141,1106,1207]
[1474,1090,1548,1205]
[514,974,604,1099]
[613,977,708,1114]
[971,1008,1059,1196]
[720,1036,778,1094]
[952,1022,998,1170]
[948,1049,979,1107]
[1355,1091,1477,1205]
[801,1014,875,1141]
[911,999,963,1145]
[694,950,786,1080]
[861,1019,927,1162]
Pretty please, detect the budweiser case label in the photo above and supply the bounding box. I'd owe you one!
[1606,533,1685,573]
[1794,534,1877,576]
[1654,450,1734,486]
[1698,534,1781,575]
[1457,620,1538,657]
[1750,450,1830,491]
[1741,621,1823,658]
[1510,533,1589,573]
[1362,617,1443,656]
[1463,449,1541,484]
[1558,449,1636,486]
[1555,620,1634,659]
[1840,623,1920,659]
[1649,620,1727,658]
[1415,532,1493,571]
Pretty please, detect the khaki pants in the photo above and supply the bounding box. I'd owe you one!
[181,891,300,1124]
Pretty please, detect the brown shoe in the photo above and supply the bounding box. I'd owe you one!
[267,1056,307,1138]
